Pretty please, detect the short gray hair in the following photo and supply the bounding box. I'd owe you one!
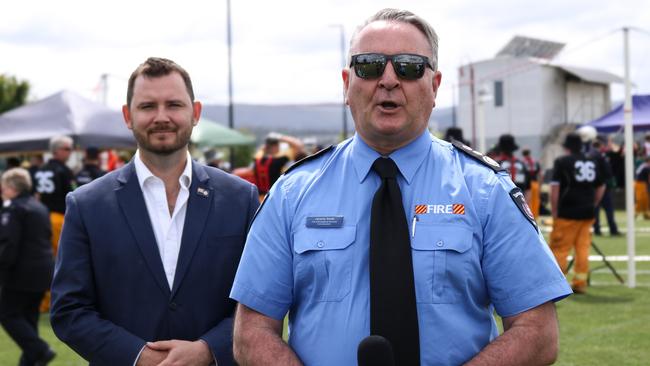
[349,8,439,70]
[1,167,32,194]
[49,135,73,153]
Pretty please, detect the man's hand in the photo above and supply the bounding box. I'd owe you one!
[147,339,213,366]
[135,347,168,366]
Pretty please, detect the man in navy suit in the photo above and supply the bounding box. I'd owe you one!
[50,57,259,366]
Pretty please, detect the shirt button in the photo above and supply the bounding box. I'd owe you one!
[436,240,444,247]
[169,302,178,311]
[316,241,324,248]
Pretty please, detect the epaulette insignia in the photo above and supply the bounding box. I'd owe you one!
[451,139,505,173]
[283,145,335,175]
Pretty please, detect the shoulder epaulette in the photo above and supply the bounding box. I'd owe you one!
[451,139,506,173]
[283,145,335,175]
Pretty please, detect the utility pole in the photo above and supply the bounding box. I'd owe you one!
[469,65,476,147]
[100,73,108,106]
[226,0,235,169]
[330,24,348,140]
[622,27,636,288]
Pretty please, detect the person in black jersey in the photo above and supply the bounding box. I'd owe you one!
[34,135,75,254]
[75,147,106,187]
[33,135,75,312]
[550,133,605,294]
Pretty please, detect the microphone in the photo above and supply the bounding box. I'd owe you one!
[357,335,395,366]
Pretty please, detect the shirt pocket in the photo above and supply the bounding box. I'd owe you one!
[293,226,356,302]
[411,224,473,304]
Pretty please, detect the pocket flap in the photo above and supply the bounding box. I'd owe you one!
[293,226,356,254]
[411,224,472,253]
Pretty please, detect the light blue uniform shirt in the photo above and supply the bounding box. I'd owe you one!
[231,131,571,365]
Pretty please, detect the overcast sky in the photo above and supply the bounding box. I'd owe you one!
[2,0,649,111]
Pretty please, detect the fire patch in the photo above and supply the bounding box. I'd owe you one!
[414,204,465,215]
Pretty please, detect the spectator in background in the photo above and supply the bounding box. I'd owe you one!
[635,156,650,219]
[6,157,21,169]
[34,136,75,252]
[443,126,470,146]
[27,154,44,193]
[644,133,650,157]
[607,141,625,190]
[75,147,106,187]
[495,134,531,193]
[591,138,621,236]
[550,133,605,294]
[0,168,56,365]
[204,149,227,171]
[252,133,305,197]
[34,135,75,312]
[521,148,541,219]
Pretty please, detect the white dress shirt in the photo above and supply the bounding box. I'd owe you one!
[134,150,192,290]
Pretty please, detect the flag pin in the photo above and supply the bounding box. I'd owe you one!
[197,187,209,197]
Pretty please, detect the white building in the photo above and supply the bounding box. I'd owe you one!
[456,36,623,167]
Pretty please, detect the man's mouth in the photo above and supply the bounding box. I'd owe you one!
[150,129,176,134]
[379,101,399,110]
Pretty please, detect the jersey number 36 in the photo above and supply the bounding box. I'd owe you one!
[574,161,596,182]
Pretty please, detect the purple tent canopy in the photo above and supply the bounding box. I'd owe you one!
[585,94,650,132]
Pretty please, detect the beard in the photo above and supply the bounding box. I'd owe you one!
[133,123,192,156]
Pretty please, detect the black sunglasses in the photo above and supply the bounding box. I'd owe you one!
[349,53,434,80]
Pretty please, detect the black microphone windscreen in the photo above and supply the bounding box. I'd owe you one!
[357,335,395,366]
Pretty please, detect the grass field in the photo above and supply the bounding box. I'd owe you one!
[1,212,648,365]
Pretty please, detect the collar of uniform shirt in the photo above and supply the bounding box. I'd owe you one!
[350,130,432,185]
[133,150,192,191]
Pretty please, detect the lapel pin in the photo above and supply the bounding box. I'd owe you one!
[197,187,209,197]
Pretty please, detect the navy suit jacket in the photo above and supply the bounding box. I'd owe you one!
[50,161,259,365]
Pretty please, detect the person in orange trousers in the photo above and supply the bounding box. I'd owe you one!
[33,136,76,312]
[635,157,650,218]
[549,133,605,294]
[522,148,541,218]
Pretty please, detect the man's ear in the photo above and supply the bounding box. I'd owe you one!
[342,68,351,105]
[192,101,202,125]
[122,105,133,130]
[431,70,442,108]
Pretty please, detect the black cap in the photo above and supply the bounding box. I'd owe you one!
[496,134,519,153]
[85,147,100,160]
[444,127,468,145]
[563,133,583,153]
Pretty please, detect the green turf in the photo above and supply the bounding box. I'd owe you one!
[1,212,648,365]
[0,314,85,365]
[554,285,650,366]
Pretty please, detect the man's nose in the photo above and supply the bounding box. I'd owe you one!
[154,106,170,122]
[378,61,400,90]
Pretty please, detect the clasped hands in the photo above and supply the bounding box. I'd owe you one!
[136,339,214,366]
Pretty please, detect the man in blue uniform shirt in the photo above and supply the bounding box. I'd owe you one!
[231,8,571,366]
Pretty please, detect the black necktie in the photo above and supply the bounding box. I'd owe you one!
[370,157,420,365]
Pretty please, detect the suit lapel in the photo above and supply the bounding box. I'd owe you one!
[171,162,213,297]
[115,162,171,296]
